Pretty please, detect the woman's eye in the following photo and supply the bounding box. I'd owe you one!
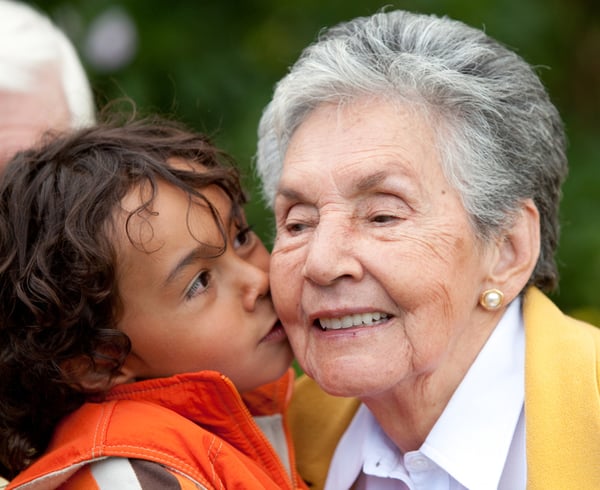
[186,270,211,299]
[233,225,253,249]
[279,203,317,236]
[285,222,308,235]
[371,214,398,223]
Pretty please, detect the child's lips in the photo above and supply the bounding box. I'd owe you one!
[260,320,287,342]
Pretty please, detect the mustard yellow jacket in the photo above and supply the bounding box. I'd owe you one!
[289,287,600,489]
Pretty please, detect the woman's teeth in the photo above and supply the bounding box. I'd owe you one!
[319,312,389,330]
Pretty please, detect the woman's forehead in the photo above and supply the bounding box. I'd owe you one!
[280,99,443,194]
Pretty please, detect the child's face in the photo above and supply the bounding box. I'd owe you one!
[114,163,293,392]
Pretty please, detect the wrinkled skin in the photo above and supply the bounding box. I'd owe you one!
[270,98,538,449]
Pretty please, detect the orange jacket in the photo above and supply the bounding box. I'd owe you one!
[9,369,307,489]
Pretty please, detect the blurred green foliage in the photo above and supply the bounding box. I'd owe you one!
[30,0,600,318]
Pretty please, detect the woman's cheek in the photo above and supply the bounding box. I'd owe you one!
[270,252,300,319]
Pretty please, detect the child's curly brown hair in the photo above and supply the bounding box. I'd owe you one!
[0,116,247,478]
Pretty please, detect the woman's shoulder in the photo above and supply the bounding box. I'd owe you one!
[291,374,361,419]
[524,286,600,346]
[289,375,361,489]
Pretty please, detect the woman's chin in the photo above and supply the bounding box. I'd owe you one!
[306,363,397,399]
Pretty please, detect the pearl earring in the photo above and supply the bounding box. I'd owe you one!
[479,288,504,311]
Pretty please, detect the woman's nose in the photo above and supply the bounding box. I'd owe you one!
[301,221,363,286]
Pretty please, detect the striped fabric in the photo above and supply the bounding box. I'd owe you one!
[64,458,206,490]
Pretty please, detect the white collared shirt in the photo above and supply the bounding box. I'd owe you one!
[325,298,526,490]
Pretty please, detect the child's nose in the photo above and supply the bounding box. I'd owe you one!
[238,258,270,312]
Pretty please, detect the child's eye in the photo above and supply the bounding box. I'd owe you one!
[233,225,254,249]
[185,270,211,299]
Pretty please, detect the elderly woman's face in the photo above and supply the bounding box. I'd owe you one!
[271,99,496,398]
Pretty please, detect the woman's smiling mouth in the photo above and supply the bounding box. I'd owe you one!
[318,312,390,330]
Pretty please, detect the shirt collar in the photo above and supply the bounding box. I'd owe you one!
[325,297,525,490]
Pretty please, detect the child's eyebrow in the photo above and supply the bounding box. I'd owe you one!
[162,202,236,288]
[163,243,219,288]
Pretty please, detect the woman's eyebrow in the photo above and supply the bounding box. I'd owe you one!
[278,169,397,197]
[356,170,388,192]
[275,186,305,203]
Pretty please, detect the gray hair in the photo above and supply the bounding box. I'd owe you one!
[256,9,567,292]
[0,0,95,127]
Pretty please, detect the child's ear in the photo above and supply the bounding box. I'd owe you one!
[485,198,540,302]
[60,354,135,393]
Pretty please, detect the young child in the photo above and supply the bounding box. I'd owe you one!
[0,118,305,489]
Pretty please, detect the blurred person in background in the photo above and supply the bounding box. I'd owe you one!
[256,9,600,490]
[0,2,95,487]
[0,0,95,168]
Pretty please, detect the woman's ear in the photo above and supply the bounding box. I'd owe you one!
[486,199,540,302]
[60,354,136,393]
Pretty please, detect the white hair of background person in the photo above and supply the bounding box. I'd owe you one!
[0,0,95,127]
